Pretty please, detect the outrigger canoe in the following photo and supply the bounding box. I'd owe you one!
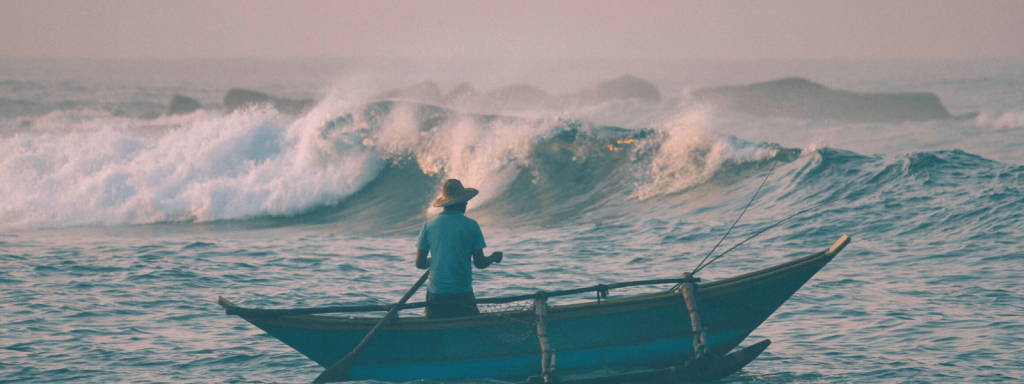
[216,235,851,382]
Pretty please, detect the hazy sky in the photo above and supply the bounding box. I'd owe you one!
[3,0,1023,61]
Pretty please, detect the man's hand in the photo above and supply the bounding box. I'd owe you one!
[415,249,430,269]
[473,250,503,269]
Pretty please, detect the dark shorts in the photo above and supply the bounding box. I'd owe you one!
[425,291,481,319]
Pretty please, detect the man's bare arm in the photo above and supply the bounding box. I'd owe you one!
[472,250,503,269]
[416,249,430,269]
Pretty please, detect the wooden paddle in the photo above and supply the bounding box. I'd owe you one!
[313,270,430,383]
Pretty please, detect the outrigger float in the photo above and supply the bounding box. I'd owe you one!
[216,235,851,383]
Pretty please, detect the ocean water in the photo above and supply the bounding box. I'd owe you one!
[1,59,1022,383]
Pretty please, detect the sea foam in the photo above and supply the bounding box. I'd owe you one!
[974,110,1024,129]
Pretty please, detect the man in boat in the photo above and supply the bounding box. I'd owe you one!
[416,179,504,319]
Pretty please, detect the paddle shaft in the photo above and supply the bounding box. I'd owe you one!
[313,270,430,383]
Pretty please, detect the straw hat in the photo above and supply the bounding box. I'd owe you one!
[432,179,479,207]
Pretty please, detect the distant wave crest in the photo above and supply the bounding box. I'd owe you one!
[974,110,1024,129]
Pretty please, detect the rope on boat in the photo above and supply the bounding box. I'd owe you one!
[691,197,842,275]
[692,158,778,275]
[219,277,699,317]
[474,278,696,305]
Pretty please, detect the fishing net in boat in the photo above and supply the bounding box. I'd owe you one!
[476,299,537,344]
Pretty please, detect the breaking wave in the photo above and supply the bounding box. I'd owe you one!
[3,96,1021,236]
[0,97,789,230]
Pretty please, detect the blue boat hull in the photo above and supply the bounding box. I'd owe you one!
[226,236,850,381]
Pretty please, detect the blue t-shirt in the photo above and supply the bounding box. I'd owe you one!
[417,211,487,294]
